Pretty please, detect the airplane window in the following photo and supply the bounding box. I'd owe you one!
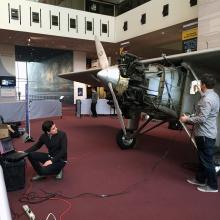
[147,77,160,96]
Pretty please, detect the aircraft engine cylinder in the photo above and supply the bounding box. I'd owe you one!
[115,76,129,95]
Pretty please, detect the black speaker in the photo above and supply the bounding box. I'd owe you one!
[190,0,197,7]
[1,159,25,191]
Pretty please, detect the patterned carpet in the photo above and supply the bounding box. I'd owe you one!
[6,105,220,220]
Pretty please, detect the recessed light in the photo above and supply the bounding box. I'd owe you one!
[120,41,130,46]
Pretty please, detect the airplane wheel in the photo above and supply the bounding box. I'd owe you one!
[116,130,136,150]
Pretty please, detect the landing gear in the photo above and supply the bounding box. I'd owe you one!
[116,129,136,150]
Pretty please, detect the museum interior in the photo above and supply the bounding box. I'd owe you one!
[1,0,220,219]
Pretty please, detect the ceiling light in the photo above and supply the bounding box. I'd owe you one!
[120,41,130,46]
[182,21,198,28]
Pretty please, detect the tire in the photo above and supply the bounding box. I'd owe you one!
[116,129,136,150]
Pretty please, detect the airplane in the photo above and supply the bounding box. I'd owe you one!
[59,37,220,156]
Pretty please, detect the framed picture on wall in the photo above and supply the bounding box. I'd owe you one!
[78,88,83,96]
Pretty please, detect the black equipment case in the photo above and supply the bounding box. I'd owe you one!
[0,159,26,192]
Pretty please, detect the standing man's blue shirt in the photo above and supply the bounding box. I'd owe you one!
[188,89,219,139]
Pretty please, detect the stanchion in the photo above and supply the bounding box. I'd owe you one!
[22,63,34,143]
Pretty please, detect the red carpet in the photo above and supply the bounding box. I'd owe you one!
[7,106,220,220]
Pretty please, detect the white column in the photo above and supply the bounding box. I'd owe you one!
[197,0,220,147]
[0,165,12,220]
[197,0,220,50]
[73,51,87,104]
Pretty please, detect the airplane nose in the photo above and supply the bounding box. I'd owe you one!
[97,66,120,87]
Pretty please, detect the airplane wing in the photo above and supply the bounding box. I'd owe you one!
[58,67,102,86]
[140,47,220,77]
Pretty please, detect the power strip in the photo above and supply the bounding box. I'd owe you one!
[22,205,36,220]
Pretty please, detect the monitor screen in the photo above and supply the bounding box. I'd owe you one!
[0,76,16,87]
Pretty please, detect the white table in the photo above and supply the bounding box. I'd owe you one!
[0,100,62,122]
[80,99,112,115]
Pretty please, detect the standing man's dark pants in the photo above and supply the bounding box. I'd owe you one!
[195,136,218,190]
[91,102,97,117]
[28,152,66,176]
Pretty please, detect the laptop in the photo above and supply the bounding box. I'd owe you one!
[0,137,28,162]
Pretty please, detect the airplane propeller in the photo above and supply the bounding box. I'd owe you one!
[108,82,127,135]
[94,36,109,69]
[94,36,127,136]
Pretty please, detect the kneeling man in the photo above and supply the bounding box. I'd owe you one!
[25,120,67,181]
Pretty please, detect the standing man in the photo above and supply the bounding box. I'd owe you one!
[25,120,67,181]
[91,87,98,117]
[180,73,219,193]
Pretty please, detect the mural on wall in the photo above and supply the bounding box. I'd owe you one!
[27,52,73,101]
[0,58,12,76]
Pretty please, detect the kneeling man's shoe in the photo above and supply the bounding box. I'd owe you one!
[55,170,63,180]
[31,175,46,181]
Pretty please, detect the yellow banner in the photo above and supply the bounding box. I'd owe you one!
[182,27,198,40]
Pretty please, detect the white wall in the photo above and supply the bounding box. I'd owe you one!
[0,0,115,42]
[115,0,198,42]
[197,0,220,147]
[73,51,87,104]
[0,0,198,44]
[197,0,220,50]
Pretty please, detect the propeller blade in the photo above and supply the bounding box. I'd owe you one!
[95,36,109,69]
[108,82,126,135]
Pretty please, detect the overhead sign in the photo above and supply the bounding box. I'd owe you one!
[182,27,198,40]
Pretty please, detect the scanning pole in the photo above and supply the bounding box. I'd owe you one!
[22,62,33,143]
